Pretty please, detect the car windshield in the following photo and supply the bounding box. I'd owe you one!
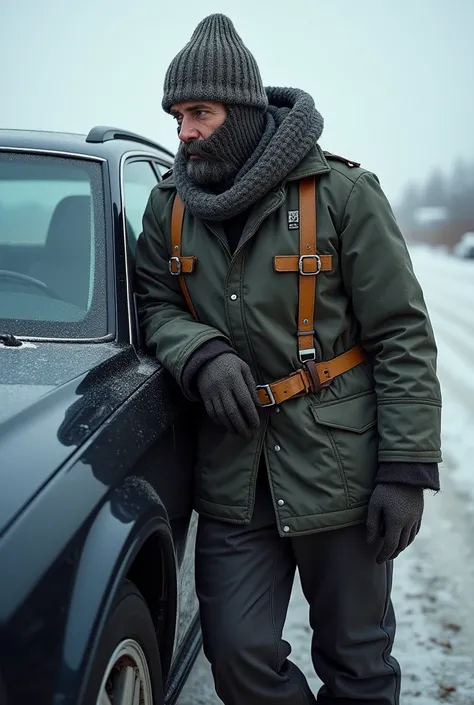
[0,152,107,340]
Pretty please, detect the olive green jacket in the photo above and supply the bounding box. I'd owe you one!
[135,145,442,536]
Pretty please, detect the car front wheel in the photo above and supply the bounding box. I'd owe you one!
[85,579,163,705]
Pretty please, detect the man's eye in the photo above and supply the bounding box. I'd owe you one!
[196,111,208,119]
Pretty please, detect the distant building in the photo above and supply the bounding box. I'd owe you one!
[413,206,448,227]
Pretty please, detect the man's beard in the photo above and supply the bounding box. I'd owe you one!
[180,136,237,189]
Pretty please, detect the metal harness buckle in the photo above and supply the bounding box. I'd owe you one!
[169,256,182,276]
[256,384,276,408]
[299,348,316,363]
[298,254,321,276]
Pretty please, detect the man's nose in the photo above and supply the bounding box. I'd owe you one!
[178,119,200,142]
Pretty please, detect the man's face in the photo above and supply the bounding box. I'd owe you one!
[171,101,235,187]
[171,101,227,141]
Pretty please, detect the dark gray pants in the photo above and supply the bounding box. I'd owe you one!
[195,477,401,704]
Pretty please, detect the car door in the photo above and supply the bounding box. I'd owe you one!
[121,156,200,652]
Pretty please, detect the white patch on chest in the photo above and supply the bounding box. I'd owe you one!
[287,210,299,230]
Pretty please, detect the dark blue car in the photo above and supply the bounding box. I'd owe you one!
[0,127,201,705]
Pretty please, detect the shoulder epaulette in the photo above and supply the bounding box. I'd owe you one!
[324,152,361,168]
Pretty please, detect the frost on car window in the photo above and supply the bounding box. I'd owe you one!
[0,153,108,340]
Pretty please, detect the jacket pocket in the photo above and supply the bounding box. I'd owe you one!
[310,392,379,507]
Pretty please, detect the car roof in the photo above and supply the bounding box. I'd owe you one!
[0,126,174,164]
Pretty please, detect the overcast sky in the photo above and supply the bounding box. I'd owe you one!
[1,0,473,203]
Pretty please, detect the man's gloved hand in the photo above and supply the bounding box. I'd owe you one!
[196,353,261,439]
[366,483,424,564]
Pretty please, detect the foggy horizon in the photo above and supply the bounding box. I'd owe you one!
[1,0,473,205]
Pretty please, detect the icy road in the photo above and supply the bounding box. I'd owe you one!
[178,245,474,705]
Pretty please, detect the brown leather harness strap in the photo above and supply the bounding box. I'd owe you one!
[170,181,365,407]
[261,176,365,406]
[297,177,318,362]
[170,194,199,320]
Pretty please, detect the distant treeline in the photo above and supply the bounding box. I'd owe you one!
[395,158,474,231]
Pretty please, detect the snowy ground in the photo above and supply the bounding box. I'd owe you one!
[177,245,474,705]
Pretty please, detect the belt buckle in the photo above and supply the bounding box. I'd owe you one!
[256,384,276,408]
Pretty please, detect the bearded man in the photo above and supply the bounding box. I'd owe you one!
[135,14,442,705]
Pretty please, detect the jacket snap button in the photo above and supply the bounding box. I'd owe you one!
[230,294,238,301]
[283,525,290,533]
[278,499,285,506]
[274,445,281,452]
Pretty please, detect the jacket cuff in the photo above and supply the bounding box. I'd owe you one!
[376,462,440,491]
[181,339,236,400]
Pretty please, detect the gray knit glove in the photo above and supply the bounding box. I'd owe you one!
[366,483,424,563]
[196,353,261,439]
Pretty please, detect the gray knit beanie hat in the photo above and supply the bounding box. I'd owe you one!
[162,14,268,113]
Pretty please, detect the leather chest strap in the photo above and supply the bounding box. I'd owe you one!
[298,177,318,362]
[170,194,198,320]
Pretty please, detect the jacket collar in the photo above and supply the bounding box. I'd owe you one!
[157,169,176,190]
[284,143,330,182]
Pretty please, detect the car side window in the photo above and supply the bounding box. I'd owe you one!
[154,161,172,177]
[123,160,160,249]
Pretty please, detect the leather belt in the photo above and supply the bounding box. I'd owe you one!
[256,345,366,407]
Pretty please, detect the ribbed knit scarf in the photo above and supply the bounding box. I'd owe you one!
[173,87,324,222]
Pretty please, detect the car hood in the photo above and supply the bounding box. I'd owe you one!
[0,341,116,425]
[0,382,57,425]
[0,339,145,536]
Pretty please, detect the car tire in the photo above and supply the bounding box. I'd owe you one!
[84,579,164,705]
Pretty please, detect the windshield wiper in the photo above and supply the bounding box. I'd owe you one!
[0,333,22,347]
